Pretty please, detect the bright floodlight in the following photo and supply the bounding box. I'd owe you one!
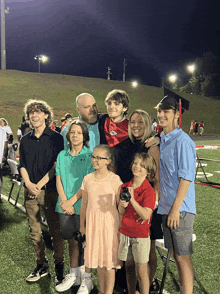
[34,54,49,73]
[132,81,138,87]
[40,55,48,62]
[187,64,195,73]
[169,74,177,83]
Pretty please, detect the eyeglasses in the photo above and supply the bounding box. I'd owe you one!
[91,155,108,161]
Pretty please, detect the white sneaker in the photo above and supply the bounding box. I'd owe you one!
[77,276,94,294]
[55,274,81,292]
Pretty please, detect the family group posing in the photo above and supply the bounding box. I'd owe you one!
[19,89,196,294]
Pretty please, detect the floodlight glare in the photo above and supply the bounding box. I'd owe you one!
[34,54,49,73]
[132,81,138,87]
[169,74,177,83]
[187,64,195,74]
[41,55,48,63]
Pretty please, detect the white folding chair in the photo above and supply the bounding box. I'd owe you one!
[7,159,24,206]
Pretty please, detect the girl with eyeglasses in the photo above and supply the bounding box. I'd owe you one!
[80,144,122,294]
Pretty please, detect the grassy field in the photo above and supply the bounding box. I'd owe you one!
[0,70,220,135]
[0,69,219,293]
[0,140,219,294]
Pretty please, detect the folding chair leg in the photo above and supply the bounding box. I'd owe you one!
[8,183,15,204]
[159,250,172,294]
[14,184,23,206]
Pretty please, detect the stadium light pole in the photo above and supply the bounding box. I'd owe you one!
[1,0,9,70]
[34,55,49,73]
[123,58,127,82]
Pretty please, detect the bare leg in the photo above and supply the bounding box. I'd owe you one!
[149,240,157,284]
[125,259,137,294]
[172,250,194,294]
[97,267,115,294]
[85,266,92,274]
[104,268,115,294]
[135,262,150,294]
[68,238,79,268]
[97,267,105,294]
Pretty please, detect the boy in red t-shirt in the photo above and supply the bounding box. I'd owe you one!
[118,152,156,294]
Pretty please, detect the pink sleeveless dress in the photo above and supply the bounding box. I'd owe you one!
[81,172,122,270]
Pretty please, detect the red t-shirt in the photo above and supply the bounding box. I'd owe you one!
[119,178,156,238]
[104,117,128,147]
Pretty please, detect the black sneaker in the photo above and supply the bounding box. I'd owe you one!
[55,261,65,285]
[26,261,49,282]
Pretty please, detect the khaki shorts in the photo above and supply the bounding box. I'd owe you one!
[118,233,150,263]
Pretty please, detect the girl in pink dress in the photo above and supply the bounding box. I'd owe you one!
[80,144,122,294]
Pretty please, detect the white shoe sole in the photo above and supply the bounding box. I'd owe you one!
[26,271,49,282]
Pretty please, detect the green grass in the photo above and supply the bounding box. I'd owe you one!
[1,145,220,293]
[195,140,220,146]
[1,69,220,293]
[0,70,220,135]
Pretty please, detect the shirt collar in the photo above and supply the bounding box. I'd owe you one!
[66,146,90,157]
[29,126,52,138]
[125,178,150,192]
[110,115,127,123]
[161,127,180,143]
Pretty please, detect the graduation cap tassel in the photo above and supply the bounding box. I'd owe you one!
[179,99,182,128]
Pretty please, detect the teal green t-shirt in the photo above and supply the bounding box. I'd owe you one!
[55,146,94,214]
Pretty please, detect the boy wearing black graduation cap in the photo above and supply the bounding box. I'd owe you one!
[155,88,196,294]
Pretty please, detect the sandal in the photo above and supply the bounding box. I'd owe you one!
[150,278,160,293]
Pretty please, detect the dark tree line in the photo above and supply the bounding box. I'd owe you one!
[174,52,220,98]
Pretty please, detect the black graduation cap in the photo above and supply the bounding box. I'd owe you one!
[159,87,190,113]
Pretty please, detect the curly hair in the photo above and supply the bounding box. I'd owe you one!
[24,99,53,127]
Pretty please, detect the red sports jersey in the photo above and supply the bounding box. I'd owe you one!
[104,117,128,147]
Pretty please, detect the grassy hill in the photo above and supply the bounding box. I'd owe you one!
[0,70,219,134]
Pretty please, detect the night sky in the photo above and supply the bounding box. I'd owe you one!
[2,0,220,86]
